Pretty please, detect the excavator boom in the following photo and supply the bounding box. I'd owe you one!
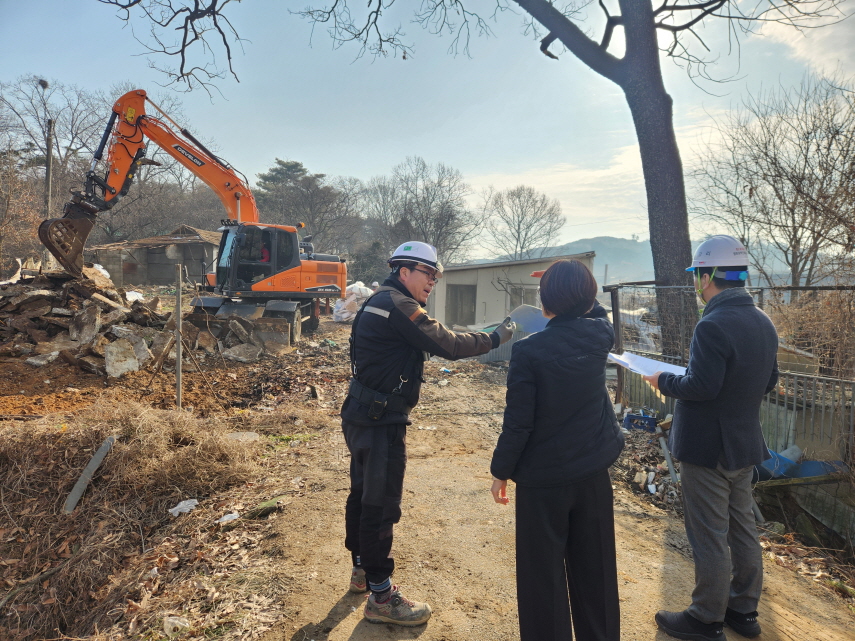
[39,89,259,275]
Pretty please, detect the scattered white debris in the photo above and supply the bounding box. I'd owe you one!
[216,512,240,523]
[168,499,199,516]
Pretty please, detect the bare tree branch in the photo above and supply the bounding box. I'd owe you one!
[98,0,246,90]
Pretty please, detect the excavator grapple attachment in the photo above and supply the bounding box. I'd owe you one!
[38,215,95,277]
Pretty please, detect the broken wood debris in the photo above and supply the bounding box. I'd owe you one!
[0,269,288,378]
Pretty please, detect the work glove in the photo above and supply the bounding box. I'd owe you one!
[491,316,515,347]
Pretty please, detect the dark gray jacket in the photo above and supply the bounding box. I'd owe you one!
[341,277,497,426]
[658,288,779,470]
[490,304,624,486]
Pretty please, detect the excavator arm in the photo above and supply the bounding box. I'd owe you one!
[39,89,259,276]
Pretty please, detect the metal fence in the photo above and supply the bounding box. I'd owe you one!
[608,283,855,378]
[622,364,854,463]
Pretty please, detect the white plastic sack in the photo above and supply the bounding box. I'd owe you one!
[92,263,111,279]
[333,281,375,323]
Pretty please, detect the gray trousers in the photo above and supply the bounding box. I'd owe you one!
[680,461,763,624]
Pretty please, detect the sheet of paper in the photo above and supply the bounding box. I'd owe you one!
[608,352,687,377]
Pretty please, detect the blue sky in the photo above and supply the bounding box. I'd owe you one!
[1,0,853,244]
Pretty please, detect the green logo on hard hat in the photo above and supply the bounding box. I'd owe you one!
[403,245,412,251]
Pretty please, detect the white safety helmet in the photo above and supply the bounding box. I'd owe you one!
[388,241,443,274]
[686,235,749,271]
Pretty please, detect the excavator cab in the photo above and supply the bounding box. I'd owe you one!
[214,224,301,294]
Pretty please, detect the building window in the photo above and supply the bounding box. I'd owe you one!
[446,284,477,327]
[509,286,539,310]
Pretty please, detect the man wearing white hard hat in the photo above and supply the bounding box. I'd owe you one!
[341,241,514,626]
[643,235,779,641]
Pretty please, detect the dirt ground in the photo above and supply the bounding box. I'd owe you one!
[1,320,853,640]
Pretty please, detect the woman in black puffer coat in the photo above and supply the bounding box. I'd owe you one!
[490,259,624,641]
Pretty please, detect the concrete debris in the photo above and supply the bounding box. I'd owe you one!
[196,329,218,354]
[105,339,144,378]
[0,274,287,377]
[78,355,107,376]
[34,334,79,355]
[222,343,263,363]
[88,335,111,358]
[25,351,60,367]
[69,306,102,344]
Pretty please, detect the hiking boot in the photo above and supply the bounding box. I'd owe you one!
[364,586,432,626]
[725,608,761,638]
[349,567,367,593]
[655,610,725,641]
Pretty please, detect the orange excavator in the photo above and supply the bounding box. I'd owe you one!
[38,89,346,343]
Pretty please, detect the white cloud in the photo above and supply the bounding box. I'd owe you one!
[467,145,649,242]
[759,17,855,76]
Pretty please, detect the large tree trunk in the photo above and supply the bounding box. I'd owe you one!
[515,0,698,356]
[620,1,695,356]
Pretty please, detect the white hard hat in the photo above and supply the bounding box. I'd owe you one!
[686,235,749,271]
[371,281,379,287]
[389,241,443,273]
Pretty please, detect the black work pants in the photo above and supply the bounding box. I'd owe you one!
[515,468,620,641]
[342,420,407,585]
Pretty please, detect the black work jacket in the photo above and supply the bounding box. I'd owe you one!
[658,288,778,470]
[341,277,496,426]
[490,304,624,486]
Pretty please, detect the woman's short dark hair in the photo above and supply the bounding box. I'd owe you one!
[539,259,598,317]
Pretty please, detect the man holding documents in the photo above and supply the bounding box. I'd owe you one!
[643,235,778,641]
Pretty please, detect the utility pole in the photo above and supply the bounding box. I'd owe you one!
[42,117,55,271]
[43,118,54,217]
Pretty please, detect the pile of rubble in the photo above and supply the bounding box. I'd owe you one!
[0,268,288,378]
[613,426,683,512]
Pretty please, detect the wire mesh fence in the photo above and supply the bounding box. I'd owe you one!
[609,283,855,378]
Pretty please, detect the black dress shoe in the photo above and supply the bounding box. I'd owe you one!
[725,607,761,638]
[655,610,725,641]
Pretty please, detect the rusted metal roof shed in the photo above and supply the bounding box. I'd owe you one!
[87,225,220,287]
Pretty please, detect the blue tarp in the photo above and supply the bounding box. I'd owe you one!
[755,450,847,482]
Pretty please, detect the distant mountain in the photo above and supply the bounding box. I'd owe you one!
[540,237,656,285]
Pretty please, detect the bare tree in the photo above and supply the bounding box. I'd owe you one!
[692,75,855,288]
[362,174,406,248]
[0,136,42,275]
[392,156,484,263]
[483,185,565,260]
[0,76,105,172]
[0,76,106,220]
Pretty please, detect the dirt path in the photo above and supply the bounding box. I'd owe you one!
[257,359,854,641]
[1,319,851,639]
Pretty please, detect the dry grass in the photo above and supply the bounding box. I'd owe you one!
[0,400,263,639]
[765,289,855,380]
